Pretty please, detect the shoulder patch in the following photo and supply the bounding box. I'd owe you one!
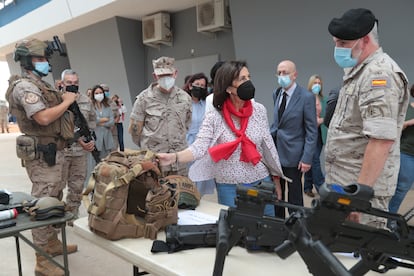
[371,77,389,88]
[24,92,40,104]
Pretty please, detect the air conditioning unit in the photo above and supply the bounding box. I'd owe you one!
[142,12,172,47]
[196,0,231,33]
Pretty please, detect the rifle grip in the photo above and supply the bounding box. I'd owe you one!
[213,209,230,276]
[274,240,296,259]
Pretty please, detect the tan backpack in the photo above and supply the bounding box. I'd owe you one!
[82,150,178,240]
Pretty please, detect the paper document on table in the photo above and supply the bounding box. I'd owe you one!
[178,210,218,225]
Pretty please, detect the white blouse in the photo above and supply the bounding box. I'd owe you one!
[188,101,284,184]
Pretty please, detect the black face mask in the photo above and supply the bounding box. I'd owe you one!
[191,86,207,99]
[237,80,255,100]
[65,85,79,93]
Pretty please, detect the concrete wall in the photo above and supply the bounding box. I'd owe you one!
[143,7,236,85]
[0,0,114,50]
[6,1,414,149]
[230,0,414,121]
[64,17,144,149]
[60,7,235,150]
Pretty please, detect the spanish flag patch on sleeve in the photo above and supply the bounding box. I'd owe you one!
[371,78,389,88]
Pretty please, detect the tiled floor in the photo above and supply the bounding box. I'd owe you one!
[1,129,413,275]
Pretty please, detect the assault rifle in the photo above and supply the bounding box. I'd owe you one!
[67,98,101,164]
[212,182,291,276]
[151,182,289,274]
[275,183,414,276]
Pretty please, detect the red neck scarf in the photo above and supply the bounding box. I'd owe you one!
[208,98,262,165]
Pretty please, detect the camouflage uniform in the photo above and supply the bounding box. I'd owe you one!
[130,83,192,175]
[325,48,409,225]
[0,101,9,133]
[109,100,119,149]
[62,93,96,217]
[8,75,70,247]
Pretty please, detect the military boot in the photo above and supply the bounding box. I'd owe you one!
[35,254,64,276]
[65,208,79,227]
[45,237,78,257]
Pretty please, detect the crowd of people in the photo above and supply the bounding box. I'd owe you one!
[3,7,413,275]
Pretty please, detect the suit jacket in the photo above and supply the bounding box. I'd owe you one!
[323,86,341,128]
[270,84,317,167]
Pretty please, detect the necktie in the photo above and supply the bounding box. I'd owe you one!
[278,92,287,119]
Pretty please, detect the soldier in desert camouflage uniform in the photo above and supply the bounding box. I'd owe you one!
[325,9,409,228]
[6,38,78,276]
[0,100,9,133]
[129,56,192,176]
[61,69,96,225]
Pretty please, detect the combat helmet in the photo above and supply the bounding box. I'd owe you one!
[13,38,53,75]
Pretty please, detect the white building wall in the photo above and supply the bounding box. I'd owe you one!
[0,0,114,53]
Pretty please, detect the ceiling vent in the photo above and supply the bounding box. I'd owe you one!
[142,12,172,47]
[196,0,231,33]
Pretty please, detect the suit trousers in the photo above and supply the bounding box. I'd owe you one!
[275,166,304,218]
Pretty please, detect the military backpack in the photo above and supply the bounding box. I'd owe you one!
[83,150,180,240]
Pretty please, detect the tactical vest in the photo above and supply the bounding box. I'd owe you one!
[6,75,74,148]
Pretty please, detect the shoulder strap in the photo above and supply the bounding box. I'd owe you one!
[86,162,146,216]
[5,75,22,103]
[82,149,161,214]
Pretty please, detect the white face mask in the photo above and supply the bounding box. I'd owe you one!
[158,76,175,91]
[94,93,104,102]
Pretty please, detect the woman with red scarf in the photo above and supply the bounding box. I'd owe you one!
[157,61,286,215]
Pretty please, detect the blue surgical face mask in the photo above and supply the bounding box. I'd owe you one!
[333,39,361,68]
[104,91,110,98]
[311,84,321,94]
[34,61,50,76]
[278,75,292,88]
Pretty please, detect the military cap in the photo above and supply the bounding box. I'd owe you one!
[152,56,175,75]
[328,8,377,40]
[100,83,109,91]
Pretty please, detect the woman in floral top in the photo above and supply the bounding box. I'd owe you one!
[158,61,287,215]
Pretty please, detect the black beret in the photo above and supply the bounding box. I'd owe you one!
[328,8,377,40]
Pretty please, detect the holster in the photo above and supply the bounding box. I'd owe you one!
[37,143,57,166]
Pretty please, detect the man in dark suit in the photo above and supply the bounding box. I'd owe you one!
[270,60,318,218]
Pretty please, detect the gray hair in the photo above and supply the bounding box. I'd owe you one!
[368,23,379,45]
[61,69,78,81]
